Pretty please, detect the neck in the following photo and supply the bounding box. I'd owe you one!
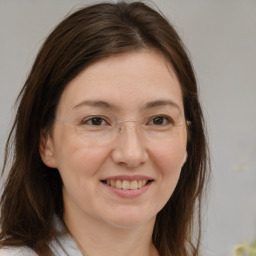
[63,211,158,256]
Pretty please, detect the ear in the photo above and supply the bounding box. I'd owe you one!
[39,132,57,168]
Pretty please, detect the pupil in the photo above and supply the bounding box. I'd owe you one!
[92,117,102,125]
[154,117,163,125]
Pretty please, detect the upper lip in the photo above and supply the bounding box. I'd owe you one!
[101,175,154,181]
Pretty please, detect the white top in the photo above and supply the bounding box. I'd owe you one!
[0,217,83,256]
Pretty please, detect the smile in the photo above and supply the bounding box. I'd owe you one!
[101,179,152,190]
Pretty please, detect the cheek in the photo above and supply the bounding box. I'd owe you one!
[146,141,186,215]
[151,137,187,169]
[55,144,111,208]
[151,140,186,187]
[53,132,110,180]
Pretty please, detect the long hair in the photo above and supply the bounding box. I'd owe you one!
[0,1,210,255]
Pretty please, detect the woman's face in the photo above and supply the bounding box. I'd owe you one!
[41,49,187,229]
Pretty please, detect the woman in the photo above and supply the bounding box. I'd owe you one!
[0,1,209,256]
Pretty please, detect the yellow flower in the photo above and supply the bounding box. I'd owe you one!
[233,242,256,256]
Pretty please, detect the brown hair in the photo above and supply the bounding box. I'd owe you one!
[0,1,210,255]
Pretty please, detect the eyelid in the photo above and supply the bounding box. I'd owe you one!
[78,114,175,127]
[80,115,112,125]
[147,115,174,125]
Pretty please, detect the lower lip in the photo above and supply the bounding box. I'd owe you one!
[102,182,152,198]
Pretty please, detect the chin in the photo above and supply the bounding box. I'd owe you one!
[104,208,157,229]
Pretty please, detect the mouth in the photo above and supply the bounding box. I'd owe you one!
[101,179,153,190]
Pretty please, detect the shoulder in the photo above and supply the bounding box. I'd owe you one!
[0,246,37,255]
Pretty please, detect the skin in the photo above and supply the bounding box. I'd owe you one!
[40,49,187,256]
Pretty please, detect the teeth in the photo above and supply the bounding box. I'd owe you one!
[137,180,143,188]
[122,180,130,190]
[116,180,122,189]
[105,179,150,190]
[130,180,138,190]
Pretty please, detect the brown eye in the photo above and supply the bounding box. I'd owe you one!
[148,116,172,126]
[153,117,165,125]
[91,117,104,125]
[82,116,108,126]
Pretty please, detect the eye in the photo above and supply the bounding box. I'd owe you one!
[81,116,110,126]
[147,115,173,126]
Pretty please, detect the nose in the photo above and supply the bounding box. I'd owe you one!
[111,124,148,168]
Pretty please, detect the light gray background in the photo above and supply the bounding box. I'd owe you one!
[0,1,256,255]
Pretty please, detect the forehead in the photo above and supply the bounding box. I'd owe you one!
[56,49,184,116]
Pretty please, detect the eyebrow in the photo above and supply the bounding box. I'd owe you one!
[144,100,182,114]
[73,99,182,113]
[73,100,118,110]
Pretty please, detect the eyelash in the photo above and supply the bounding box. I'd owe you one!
[80,116,110,126]
[147,115,173,126]
[80,115,174,126]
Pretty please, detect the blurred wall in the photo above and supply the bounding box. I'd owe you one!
[0,1,256,255]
